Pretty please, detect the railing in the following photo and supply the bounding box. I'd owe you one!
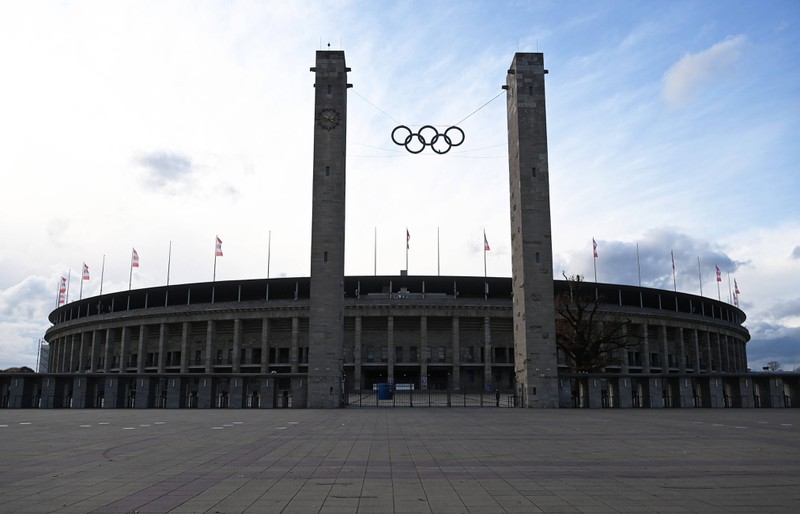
[346,389,518,407]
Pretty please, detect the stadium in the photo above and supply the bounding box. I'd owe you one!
[3,51,797,409]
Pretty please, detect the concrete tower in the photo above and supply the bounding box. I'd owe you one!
[505,53,559,408]
[307,51,350,408]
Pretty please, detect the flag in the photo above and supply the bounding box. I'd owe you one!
[734,279,741,295]
[216,236,223,257]
[82,263,90,281]
[592,238,598,258]
[484,232,491,251]
[58,276,67,305]
[132,248,140,268]
[406,229,410,250]
[715,265,721,282]
[671,250,675,270]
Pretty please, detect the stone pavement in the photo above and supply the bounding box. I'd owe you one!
[0,408,798,513]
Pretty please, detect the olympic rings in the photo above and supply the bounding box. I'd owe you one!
[391,125,465,154]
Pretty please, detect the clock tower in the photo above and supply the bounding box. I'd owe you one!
[307,51,350,408]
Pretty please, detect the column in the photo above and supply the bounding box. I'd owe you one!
[387,316,394,384]
[354,316,362,390]
[483,317,492,389]
[232,319,242,373]
[205,320,214,373]
[103,329,113,372]
[641,323,651,373]
[660,325,668,371]
[180,322,189,373]
[451,317,460,390]
[78,332,86,373]
[157,323,167,373]
[692,329,700,373]
[678,327,686,373]
[119,326,130,372]
[260,318,270,373]
[290,317,299,374]
[137,325,147,373]
[621,325,630,373]
[420,316,428,390]
[89,331,98,372]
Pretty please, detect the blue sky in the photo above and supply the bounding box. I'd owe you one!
[1,0,798,370]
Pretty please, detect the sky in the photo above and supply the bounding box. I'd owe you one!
[1,0,798,371]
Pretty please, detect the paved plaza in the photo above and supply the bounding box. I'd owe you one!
[1,408,798,513]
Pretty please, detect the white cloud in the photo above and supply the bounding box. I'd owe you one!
[662,35,747,107]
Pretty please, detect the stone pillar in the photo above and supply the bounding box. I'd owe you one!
[620,325,630,373]
[354,316,362,390]
[103,329,113,372]
[205,321,214,373]
[420,316,428,390]
[617,377,633,408]
[119,327,130,372]
[68,335,76,372]
[232,319,242,373]
[641,323,651,373]
[387,316,395,384]
[290,317,299,374]
[89,331,98,372]
[660,325,669,371]
[677,376,694,408]
[180,322,189,373]
[705,332,713,371]
[157,323,167,373]
[260,318,270,373]
[483,317,492,389]
[137,325,147,373]
[692,329,700,372]
[715,333,723,372]
[229,376,244,408]
[678,327,686,373]
[77,333,86,373]
[135,377,151,409]
[451,317,460,390]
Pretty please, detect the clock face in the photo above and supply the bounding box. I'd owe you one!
[316,108,340,131]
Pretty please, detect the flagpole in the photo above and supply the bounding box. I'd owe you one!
[671,250,677,292]
[79,263,84,300]
[483,230,488,299]
[99,255,105,295]
[592,238,598,283]
[716,266,721,301]
[405,228,409,272]
[636,243,641,287]
[65,269,71,303]
[437,227,440,277]
[55,277,61,309]
[697,257,703,297]
[166,241,172,286]
[213,242,218,282]
[373,226,377,276]
[727,272,732,304]
[267,230,271,279]
[483,230,488,280]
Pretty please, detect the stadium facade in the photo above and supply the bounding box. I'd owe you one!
[3,51,797,409]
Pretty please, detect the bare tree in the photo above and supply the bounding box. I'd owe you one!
[556,273,639,372]
[766,361,782,371]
